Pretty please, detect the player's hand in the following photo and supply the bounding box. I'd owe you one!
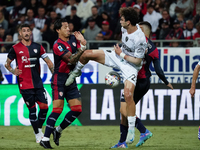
[114,44,122,55]
[74,31,86,45]
[189,87,195,97]
[14,66,22,76]
[167,83,173,90]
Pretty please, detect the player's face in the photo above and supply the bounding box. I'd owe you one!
[19,27,31,41]
[120,16,129,29]
[60,22,70,38]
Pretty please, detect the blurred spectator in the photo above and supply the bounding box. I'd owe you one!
[121,0,135,8]
[49,10,59,24]
[9,0,26,27]
[65,0,78,16]
[34,6,49,33]
[27,0,38,17]
[0,3,9,21]
[159,20,171,40]
[177,13,186,29]
[69,22,75,34]
[0,67,4,83]
[133,4,143,22]
[113,19,121,40]
[183,20,197,39]
[153,0,162,12]
[169,0,177,19]
[135,0,147,15]
[42,23,58,49]
[193,0,200,17]
[24,9,35,25]
[102,0,120,27]
[96,0,103,15]
[193,22,200,40]
[30,22,43,42]
[15,14,26,26]
[65,6,81,31]
[98,20,113,40]
[84,6,103,28]
[0,27,5,41]
[0,11,8,31]
[170,37,181,47]
[12,24,21,42]
[175,0,194,19]
[55,1,66,18]
[158,9,174,29]
[84,17,101,40]
[101,11,115,31]
[76,0,94,26]
[166,19,185,46]
[143,4,162,39]
[1,34,13,53]
[38,0,53,16]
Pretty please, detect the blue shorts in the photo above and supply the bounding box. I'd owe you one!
[51,73,81,101]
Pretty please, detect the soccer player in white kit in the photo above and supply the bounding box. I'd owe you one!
[65,7,147,144]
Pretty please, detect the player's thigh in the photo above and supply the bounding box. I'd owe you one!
[64,81,82,106]
[21,94,35,108]
[124,80,135,98]
[134,78,150,104]
[85,49,105,64]
[51,83,65,108]
[35,88,48,104]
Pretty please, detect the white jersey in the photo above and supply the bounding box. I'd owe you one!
[121,24,147,69]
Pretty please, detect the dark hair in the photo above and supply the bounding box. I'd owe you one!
[20,24,31,30]
[54,18,68,32]
[139,21,152,31]
[119,7,138,26]
[92,5,98,9]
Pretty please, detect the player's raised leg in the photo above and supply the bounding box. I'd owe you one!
[65,49,105,86]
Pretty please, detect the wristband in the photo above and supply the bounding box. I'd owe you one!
[80,43,86,51]
[120,52,126,59]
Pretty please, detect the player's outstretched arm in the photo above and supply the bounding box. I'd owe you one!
[114,44,143,65]
[43,56,54,74]
[190,64,200,97]
[4,58,22,76]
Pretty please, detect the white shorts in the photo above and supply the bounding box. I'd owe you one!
[103,49,139,85]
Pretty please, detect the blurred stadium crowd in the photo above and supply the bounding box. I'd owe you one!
[0,0,200,52]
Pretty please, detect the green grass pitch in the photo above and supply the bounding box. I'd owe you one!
[0,126,199,150]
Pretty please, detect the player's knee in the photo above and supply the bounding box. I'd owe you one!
[70,105,82,115]
[38,102,48,110]
[52,107,63,114]
[124,91,133,101]
[29,106,37,119]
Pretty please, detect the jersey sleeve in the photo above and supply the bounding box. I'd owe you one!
[134,42,147,58]
[198,61,200,66]
[40,45,47,59]
[53,43,69,57]
[7,47,16,60]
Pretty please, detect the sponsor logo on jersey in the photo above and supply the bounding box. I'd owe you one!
[21,56,28,63]
[24,64,36,68]
[125,36,128,42]
[122,43,134,52]
[72,42,76,47]
[58,45,64,52]
[33,49,37,53]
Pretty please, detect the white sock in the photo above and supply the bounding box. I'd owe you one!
[56,126,63,133]
[42,137,50,141]
[128,116,136,130]
[74,61,84,73]
[38,128,42,133]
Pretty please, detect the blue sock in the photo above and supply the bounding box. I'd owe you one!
[119,124,128,143]
[44,112,60,138]
[60,111,81,130]
[29,107,39,134]
[135,117,146,133]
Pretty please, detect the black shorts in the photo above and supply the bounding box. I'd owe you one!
[51,73,81,101]
[121,78,150,104]
[21,88,47,108]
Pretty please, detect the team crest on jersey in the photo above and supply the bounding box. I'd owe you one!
[58,45,64,52]
[125,36,128,42]
[72,42,76,47]
[59,92,63,97]
[33,49,37,53]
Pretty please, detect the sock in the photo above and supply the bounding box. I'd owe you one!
[42,137,50,141]
[59,111,81,130]
[74,61,84,73]
[127,116,136,130]
[119,124,128,143]
[135,117,146,133]
[38,108,48,128]
[38,128,42,133]
[44,112,60,138]
[56,126,63,133]
[29,106,39,134]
